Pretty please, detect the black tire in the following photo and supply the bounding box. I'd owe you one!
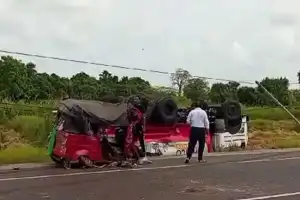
[50,155,62,164]
[222,100,242,135]
[151,97,178,124]
[221,100,241,121]
[145,99,156,121]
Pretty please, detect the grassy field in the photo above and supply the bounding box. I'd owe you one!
[0,146,48,164]
[0,102,300,164]
[245,107,300,149]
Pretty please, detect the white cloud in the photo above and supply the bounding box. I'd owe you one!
[232,41,251,65]
[273,27,295,47]
[0,0,300,87]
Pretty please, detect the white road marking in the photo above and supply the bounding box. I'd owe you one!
[1,156,300,182]
[237,192,300,200]
[237,156,300,164]
[0,164,193,182]
[152,149,300,160]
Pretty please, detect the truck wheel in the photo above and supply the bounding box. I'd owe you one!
[150,97,178,125]
[176,150,181,156]
[222,100,242,134]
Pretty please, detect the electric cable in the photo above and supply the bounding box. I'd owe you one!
[0,49,255,85]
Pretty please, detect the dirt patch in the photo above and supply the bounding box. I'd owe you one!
[0,126,28,150]
[179,180,246,195]
[248,120,300,149]
[248,130,300,149]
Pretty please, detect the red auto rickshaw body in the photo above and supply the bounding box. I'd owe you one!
[50,98,132,165]
[52,131,103,163]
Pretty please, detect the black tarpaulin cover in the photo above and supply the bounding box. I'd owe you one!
[58,99,128,125]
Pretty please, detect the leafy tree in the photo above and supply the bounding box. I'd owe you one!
[152,86,176,95]
[257,77,290,106]
[126,77,151,95]
[170,68,191,96]
[183,78,210,103]
[209,82,240,103]
[227,81,240,100]
[0,55,297,108]
[209,83,229,103]
[237,86,257,106]
[291,89,300,103]
[30,73,54,100]
[0,56,32,100]
[0,56,156,101]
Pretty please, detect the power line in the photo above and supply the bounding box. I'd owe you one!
[0,49,256,85]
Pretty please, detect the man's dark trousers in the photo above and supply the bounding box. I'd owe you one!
[186,127,206,160]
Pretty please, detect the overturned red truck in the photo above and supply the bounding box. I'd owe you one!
[48,96,247,168]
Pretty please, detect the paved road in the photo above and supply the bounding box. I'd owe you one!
[1,151,300,200]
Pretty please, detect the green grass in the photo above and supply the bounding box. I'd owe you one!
[6,115,52,146]
[245,106,300,120]
[0,146,49,165]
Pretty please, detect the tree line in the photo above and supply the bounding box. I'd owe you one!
[0,55,298,107]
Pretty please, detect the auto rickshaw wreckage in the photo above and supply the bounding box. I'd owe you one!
[48,95,178,169]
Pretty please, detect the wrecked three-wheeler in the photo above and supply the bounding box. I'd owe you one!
[48,98,150,169]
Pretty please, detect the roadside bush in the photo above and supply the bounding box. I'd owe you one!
[6,115,52,146]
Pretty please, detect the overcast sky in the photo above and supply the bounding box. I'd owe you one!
[0,0,299,88]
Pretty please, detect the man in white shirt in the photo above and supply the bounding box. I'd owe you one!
[185,101,209,164]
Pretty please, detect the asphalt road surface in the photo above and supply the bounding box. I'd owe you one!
[1,151,300,200]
